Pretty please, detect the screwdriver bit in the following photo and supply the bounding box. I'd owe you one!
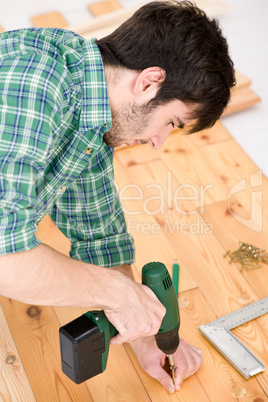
[168,354,176,385]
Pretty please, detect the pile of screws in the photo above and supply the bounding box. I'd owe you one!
[224,242,268,270]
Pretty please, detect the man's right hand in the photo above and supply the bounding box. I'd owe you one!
[0,245,165,344]
[104,281,166,345]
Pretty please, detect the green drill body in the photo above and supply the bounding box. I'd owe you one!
[59,262,180,384]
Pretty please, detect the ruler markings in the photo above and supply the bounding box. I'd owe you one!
[199,297,268,379]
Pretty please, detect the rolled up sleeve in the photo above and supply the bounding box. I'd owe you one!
[0,161,41,254]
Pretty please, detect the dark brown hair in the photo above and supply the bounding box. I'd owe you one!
[97,0,236,133]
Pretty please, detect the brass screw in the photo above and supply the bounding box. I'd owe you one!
[223,242,268,271]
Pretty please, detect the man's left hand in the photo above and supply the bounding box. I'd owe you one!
[130,336,202,394]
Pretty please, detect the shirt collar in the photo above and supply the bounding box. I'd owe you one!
[80,38,112,134]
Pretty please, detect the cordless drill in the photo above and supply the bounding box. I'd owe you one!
[59,262,180,384]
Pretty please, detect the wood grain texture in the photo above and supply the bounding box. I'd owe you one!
[0,297,93,401]
[188,120,232,148]
[113,156,197,292]
[0,305,35,402]
[203,199,268,300]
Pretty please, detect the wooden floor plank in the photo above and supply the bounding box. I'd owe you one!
[222,70,261,116]
[88,0,122,17]
[188,120,232,148]
[116,132,228,208]
[223,86,261,116]
[200,138,263,180]
[203,200,268,299]
[31,11,68,28]
[154,208,261,313]
[113,156,197,292]
[0,305,35,401]
[159,137,228,206]
[0,297,93,401]
[200,139,268,220]
[235,70,252,88]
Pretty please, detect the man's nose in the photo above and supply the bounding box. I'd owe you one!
[149,131,170,150]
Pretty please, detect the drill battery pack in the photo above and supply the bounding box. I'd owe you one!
[59,314,105,384]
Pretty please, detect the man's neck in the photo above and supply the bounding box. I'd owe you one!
[103,64,137,111]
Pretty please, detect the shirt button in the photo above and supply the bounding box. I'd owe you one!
[86,148,93,155]
[61,186,66,191]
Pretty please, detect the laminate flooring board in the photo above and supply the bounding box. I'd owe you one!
[88,0,122,17]
[0,297,93,401]
[0,305,35,401]
[31,11,68,28]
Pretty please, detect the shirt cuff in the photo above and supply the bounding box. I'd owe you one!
[69,233,135,267]
[0,213,41,255]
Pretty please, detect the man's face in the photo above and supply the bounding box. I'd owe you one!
[103,99,194,149]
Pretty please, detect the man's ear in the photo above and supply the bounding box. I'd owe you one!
[133,67,166,100]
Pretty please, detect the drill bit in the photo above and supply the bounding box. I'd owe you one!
[167,354,176,385]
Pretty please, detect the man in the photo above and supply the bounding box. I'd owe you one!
[0,0,235,394]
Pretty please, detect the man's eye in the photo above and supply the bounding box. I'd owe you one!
[169,120,175,128]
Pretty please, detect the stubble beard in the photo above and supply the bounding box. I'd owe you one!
[103,101,156,148]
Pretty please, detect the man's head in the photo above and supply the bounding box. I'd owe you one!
[98,0,236,146]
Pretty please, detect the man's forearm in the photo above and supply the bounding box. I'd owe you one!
[0,244,166,345]
[0,243,132,308]
[112,263,135,280]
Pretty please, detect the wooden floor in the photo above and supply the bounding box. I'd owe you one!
[0,2,267,400]
[0,117,267,401]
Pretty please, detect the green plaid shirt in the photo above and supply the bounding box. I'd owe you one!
[0,28,135,267]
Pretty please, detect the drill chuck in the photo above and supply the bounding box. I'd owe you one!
[155,324,180,355]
